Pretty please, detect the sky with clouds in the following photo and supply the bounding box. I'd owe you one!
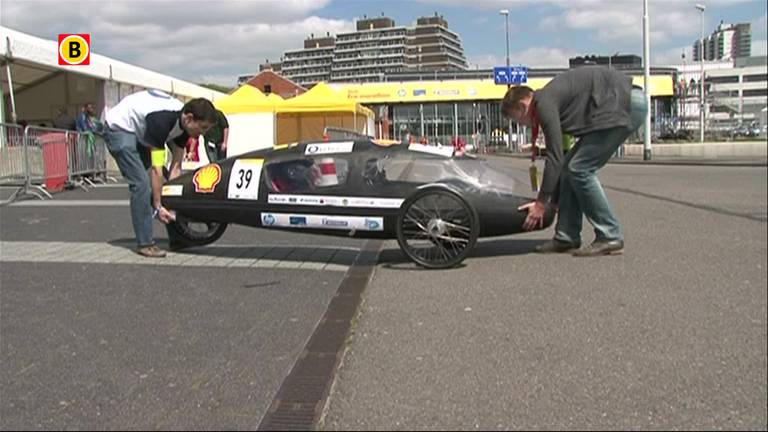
[1,0,766,86]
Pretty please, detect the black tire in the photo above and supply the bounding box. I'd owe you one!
[166,215,228,250]
[161,168,226,250]
[396,187,479,269]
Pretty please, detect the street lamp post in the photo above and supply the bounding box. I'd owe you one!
[643,0,652,160]
[696,4,706,143]
[500,9,512,150]
[500,9,510,72]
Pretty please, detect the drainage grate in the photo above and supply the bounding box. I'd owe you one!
[257,240,381,431]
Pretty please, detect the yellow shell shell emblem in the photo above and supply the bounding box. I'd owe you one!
[193,163,222,193]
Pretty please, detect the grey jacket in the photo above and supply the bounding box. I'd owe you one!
[533,66,634,201]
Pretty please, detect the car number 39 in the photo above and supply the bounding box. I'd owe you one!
[228,159,264,200]
[235,169,253,189]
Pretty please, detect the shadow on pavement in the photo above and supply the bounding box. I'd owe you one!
[379,238,546,270]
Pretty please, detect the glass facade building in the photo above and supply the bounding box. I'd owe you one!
[387,101,518,149]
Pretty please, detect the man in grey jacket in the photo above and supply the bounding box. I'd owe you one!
[502,66,647,256]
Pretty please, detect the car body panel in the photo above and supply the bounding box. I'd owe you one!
[162,139,555,238]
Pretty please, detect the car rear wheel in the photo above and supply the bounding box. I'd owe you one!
[166,215,228,250]
[396,187,479,269]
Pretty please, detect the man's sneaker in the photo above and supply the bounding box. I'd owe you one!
[534,239,581,254]
[136,244,167,258]
[572,240,624,257]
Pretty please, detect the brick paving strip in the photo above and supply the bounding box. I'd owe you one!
[0,241,359,272]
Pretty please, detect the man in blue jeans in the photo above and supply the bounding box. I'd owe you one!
[503,66,648,256]
[104,90,216,257]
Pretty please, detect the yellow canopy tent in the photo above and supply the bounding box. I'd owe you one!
[213,85,282,155]
[215,85,277,113]
[274,82,374,144]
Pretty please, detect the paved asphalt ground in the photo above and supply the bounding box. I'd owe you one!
[0,185,362,430]
[1,156,767,430]
[321,157,767,431]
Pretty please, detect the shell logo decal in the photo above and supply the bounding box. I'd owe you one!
[193,164,222,193]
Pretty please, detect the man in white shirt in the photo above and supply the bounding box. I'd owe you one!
[104,90,216,257]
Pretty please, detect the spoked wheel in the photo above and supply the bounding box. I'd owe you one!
[396,187,479,269]
[166,214,228,250]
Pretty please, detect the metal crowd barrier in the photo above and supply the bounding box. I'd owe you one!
[0,123,112,206]
[0,123,50,204]
[68,131,109,187]
[0,123,27,187]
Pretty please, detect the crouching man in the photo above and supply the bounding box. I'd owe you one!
[103,90,216,257]
[502,66,647,256]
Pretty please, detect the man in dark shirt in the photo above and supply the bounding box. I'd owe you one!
[103,90,217,257]
[203,109,229,161]
[502,66,647,256]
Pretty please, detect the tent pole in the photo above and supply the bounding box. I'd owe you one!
[5,37,18,124]
[0,67,6,126]
[5,62,17,123]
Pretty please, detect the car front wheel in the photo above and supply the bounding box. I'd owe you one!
[396,187,479,269]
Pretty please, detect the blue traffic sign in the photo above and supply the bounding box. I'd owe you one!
[494,65,528,85]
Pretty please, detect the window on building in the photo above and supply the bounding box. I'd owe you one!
[710,90,739,98]
[264,85,272,94]
[743,88,767,97]
[707,75,739,84]
[743,74,767,83]
[710,105,734,113]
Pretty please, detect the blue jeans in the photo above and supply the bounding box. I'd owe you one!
[554,88,648,244]
[104,129,155,247]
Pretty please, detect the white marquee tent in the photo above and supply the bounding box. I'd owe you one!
[0,26,226,128]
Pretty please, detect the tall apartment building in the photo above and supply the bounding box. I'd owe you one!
[280,14,468,87]
[693,21,751,62]
[281,33,336,88]
[331,16,408,83]
[405,14,468,72]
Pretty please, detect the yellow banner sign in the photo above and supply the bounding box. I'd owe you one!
[333,74,673,104]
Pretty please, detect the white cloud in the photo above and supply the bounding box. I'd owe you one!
[753,40,767,56]
[467,54,503,69]
[652,45,693,66]
[754,14,767,37]
[514,46,577,68]
[118,16,353,81]
[469,46,575,69]
[415,0,525,12]
[542,0,703,45]
[0,0,348,86]
[1,0,332,28]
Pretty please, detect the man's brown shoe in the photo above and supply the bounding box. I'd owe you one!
[534,239,581,254]
[137,244,167,258]
[572,240,624,257]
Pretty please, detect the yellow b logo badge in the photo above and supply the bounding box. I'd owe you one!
[58,34,90,66]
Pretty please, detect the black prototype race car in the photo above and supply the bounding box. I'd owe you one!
[162,138,555,269]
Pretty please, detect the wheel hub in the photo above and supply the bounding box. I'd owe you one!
[427,218,447,237]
